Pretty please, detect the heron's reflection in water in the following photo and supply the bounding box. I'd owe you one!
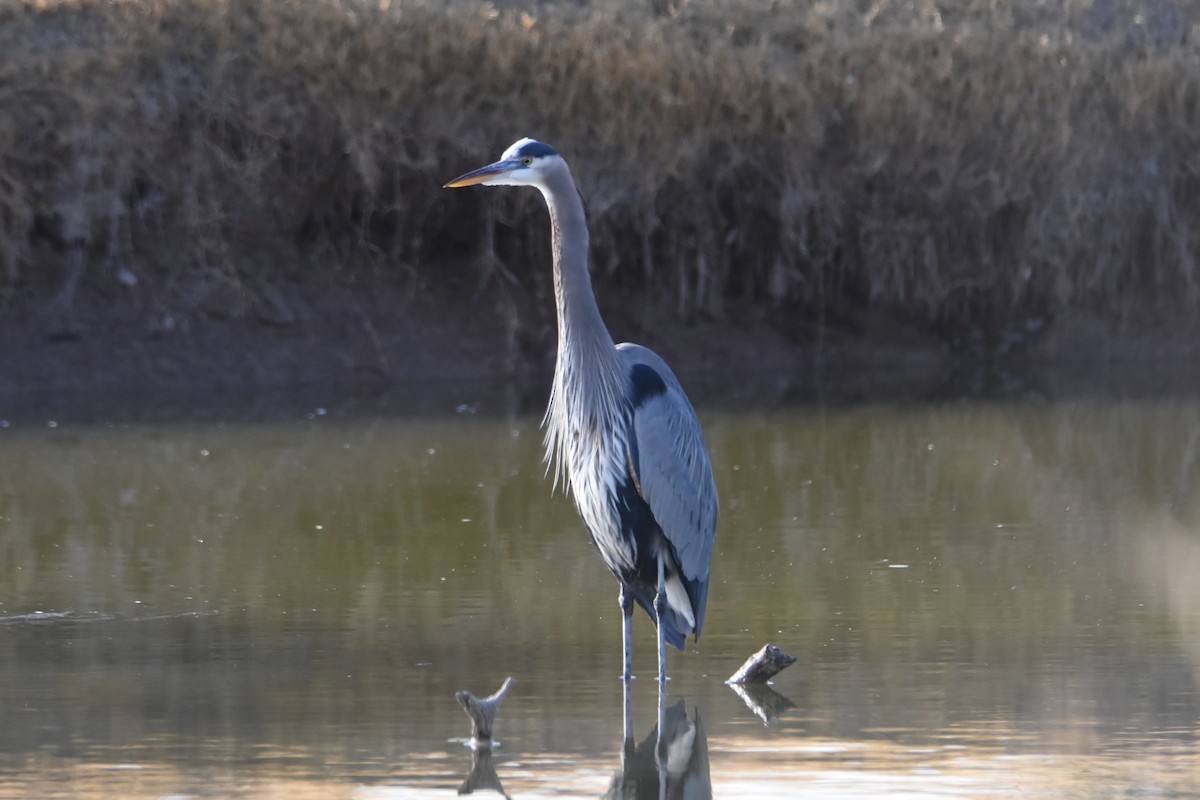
[452,684,709,799]
[605,684,711,800]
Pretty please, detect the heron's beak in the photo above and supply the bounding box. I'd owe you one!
[443,159,520,188]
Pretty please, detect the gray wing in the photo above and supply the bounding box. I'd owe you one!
[618,344,718,584]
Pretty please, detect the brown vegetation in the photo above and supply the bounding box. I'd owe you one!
[0,0,1198,388]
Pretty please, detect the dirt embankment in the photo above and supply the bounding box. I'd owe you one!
[5,267,1199,424]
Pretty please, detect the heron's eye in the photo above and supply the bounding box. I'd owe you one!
[522,157,533,166]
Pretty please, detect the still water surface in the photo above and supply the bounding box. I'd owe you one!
[1,384,1199,797]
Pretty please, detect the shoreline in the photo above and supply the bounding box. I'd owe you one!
[4,280,1200,425]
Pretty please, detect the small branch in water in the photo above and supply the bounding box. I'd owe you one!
[725,644,796,685]
[455,676,514,747]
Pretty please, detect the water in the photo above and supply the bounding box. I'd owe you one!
[1,386,1199,797]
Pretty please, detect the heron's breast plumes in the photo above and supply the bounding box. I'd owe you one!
[543,340,634,569]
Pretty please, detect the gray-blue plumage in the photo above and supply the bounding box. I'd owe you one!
[445,138,718,682]
[614,344,716,647]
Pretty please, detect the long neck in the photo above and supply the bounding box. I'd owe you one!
[541,169,613,356]
[539,168,618,375]
[539,165,623,487]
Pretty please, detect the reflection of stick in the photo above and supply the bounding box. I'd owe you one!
[457,746,511,798]
[728,681,796,725]
[725,644,796,685]
[456,677,514,746]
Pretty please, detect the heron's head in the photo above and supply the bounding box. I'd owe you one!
[444,138,562,189]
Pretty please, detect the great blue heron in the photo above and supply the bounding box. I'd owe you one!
[445,139,718,684]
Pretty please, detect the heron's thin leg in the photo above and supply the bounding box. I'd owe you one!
[655,678,667,800]
[622,668,634,746]
[654,558,667,685]
[620,584,634,682]
[620,585,635,749]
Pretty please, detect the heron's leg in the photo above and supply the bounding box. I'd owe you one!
[622,666,634,746]
[620,584,634,682]
[656,677,667,800]
[620,585,635,744]
[654,558,667,685]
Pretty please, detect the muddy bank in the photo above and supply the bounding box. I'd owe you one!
[0,273,926,409]
[4,269,1200,426]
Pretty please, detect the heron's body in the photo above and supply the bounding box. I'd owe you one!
[446,139,717,681]
[550,341,713,651]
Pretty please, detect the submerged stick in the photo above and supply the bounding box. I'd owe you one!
[455,676,514,747]
[725,644,796,685]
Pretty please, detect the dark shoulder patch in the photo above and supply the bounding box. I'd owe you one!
[516,140,558,159]
[629,363,668,408]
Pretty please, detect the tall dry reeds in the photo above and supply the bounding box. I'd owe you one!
[0,0,1197,349]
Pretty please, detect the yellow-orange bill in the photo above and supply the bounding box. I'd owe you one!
[443,161,512,188]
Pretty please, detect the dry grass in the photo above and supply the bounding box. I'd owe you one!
[0,0,1198,350]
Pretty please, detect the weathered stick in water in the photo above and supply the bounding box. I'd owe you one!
[456,676,514,746]
[725,644,796,685]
